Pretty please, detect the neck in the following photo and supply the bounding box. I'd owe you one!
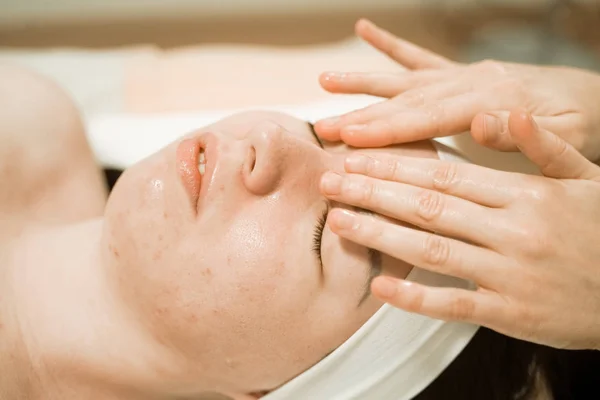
[0,220,188,399]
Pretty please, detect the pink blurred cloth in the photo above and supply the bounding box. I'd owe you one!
[124,40,400,113]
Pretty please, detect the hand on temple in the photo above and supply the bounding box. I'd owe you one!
[320,109,600,350]
[315,19,600,163]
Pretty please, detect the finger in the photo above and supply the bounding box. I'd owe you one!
[314,100,394,141]
[316,80,469,143]
[318,69,447,98]
[320,171,497,244]
[508,109,600,180]
[371,276,504,326]
[342,153,520,208]
[534,113,600,162]
[327,208,504,286]
[355,19,455,70]
[470,111,579,154]
[339,91,497,146]
[470,111,517,152]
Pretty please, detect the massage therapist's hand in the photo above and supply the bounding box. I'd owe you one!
[315,19,600,163]
[319,109,600,350]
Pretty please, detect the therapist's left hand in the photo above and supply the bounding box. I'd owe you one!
[319,109,600,350]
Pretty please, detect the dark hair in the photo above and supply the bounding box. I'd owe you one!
[413,326,600,400]
[103,168,123,191]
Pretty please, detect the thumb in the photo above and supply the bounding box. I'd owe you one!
[507,108,600,180]
[471,111,517,151]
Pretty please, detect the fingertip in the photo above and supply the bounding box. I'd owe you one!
[319,170,342,196]
[507,108,537,140]
[319,71,346,90]
[340,121,395,148]
[371,276,400,299]
[327,208,359,232]
[355,18,373,34]
[339,126,381,148]
[313,120,342,141]
[470,111,518,151]
[318,71,332,85]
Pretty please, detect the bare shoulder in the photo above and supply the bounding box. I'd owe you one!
[0,63,107,236]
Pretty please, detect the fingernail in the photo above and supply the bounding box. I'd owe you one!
[319,116,340,127]
[332,209,358,230]
[322,71,345,81]
[345,154,369,172]
[483,114,500,142]
[373,276,398,298]
[321,172,342,195]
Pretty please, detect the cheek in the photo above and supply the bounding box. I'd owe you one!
[208,217,295,307]
[103,157,195,334]
[106,163,177,265]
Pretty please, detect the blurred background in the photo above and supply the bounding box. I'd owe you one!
[1,0,599,118]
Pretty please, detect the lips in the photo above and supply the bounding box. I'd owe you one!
[176,134,217,213]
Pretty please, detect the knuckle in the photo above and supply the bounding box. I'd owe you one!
[362,217,384,243]
[363,156,379,176]
[388,158,403,181]
[431,162,458,193]
[401,286,425,313]
[361,179,378,204]
[532,184,552,202]
[415,189,445,223]
[448,295,476,321]
[524,230,552,259]
[422,234,451,267]
[402,89,426,107]
[551,133,570,160]
[425,103,445,137]
[475,59,507,75]
[513,306,542,342]
[341,176,370,203]
[527,180,561,203]
[511,222,552,259]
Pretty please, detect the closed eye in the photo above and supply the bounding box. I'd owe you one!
[312,205,329,274]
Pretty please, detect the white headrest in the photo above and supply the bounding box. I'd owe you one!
[263,268,478,400]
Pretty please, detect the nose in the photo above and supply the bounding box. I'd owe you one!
[242,121,287,195]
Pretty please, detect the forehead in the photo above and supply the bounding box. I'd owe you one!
[207,110,312,139]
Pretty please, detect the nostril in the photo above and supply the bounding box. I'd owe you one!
[247,146,256,173]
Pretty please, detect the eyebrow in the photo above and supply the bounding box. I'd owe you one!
[307,122,324,149]
[354,207,384,307]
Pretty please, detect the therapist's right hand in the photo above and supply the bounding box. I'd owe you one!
[315,19,600,163]
[321,110,600,350]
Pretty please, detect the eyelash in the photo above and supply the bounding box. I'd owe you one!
[312,206,329,266]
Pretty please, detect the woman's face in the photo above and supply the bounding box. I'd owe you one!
[102,111,424,397]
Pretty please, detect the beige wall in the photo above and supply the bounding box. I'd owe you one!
[0,0,566,28]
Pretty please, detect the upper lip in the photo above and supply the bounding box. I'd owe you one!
[196,133,217,214]
[176,132,218,215]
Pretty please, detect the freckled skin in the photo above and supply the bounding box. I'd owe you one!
[99,110,436,395]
